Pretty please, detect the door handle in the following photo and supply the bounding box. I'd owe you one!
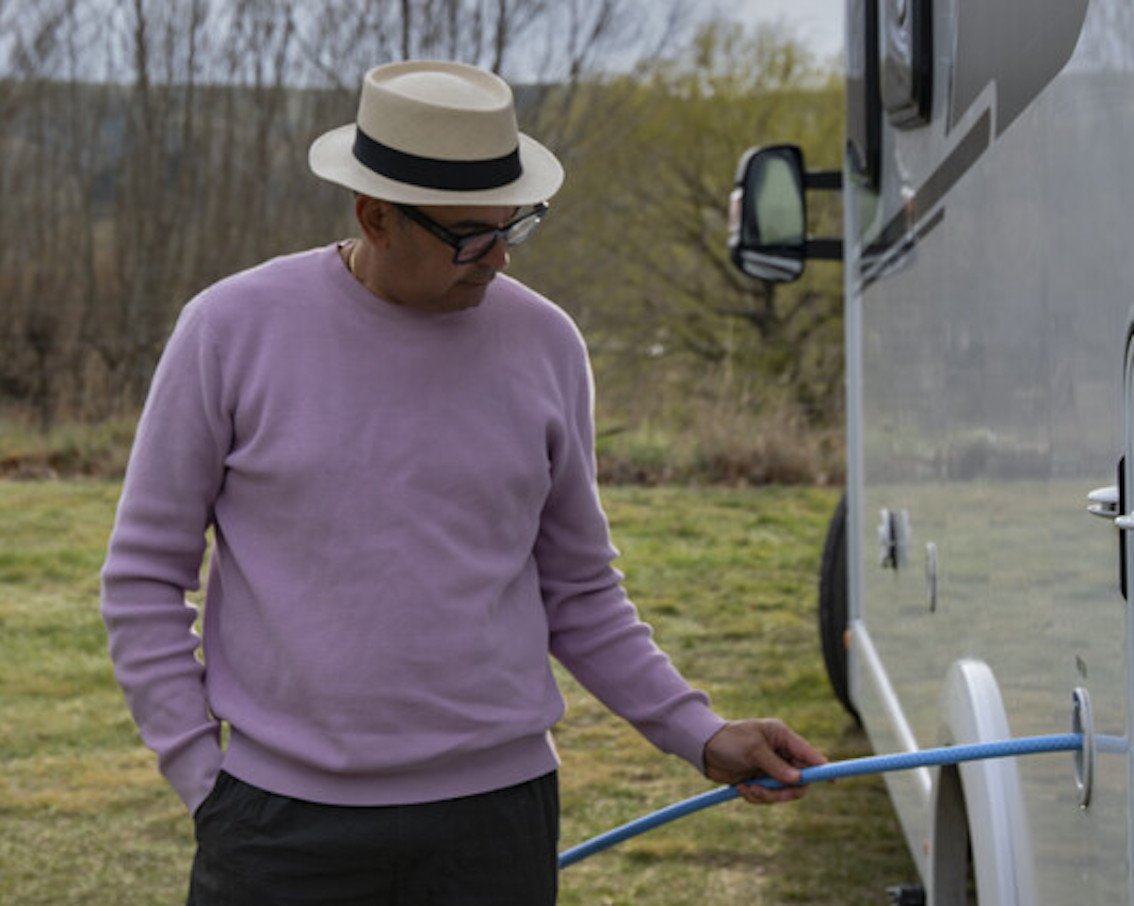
[1087,485,1120,518]
[1086,485,1134,529]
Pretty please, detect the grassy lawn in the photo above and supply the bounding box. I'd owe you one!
[0,480,916,904]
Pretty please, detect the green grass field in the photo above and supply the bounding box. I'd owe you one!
[0,481,915,904]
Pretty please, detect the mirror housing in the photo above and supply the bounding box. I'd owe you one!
[728,144,843,283]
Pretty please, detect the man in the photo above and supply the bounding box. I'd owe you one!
[101,60,825,905]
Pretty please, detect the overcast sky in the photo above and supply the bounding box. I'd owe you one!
[722,0,844,64]
[0,0,847,84]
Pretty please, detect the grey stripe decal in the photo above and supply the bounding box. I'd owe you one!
[950,0,1088,135]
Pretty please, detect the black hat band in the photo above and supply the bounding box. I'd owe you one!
[353,128,522,192]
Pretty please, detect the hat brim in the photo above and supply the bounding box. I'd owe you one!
[309,124,564,207]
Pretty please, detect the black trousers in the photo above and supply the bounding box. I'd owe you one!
[188,771,559,906]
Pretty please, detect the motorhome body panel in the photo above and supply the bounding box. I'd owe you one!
[845,0,1134,901]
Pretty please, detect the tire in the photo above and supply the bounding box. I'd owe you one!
[818,493,860,722]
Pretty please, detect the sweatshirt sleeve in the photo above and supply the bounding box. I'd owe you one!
[100,300,230,814]
[538,336,726,772]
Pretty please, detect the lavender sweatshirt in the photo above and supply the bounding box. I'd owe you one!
[101,245,726,815]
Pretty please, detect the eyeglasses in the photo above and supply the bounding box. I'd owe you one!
[393,202,549,264]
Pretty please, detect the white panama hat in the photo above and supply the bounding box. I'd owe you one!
[309,60,564,206]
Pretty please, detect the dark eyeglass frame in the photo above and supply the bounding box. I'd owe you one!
[393,202,549,264]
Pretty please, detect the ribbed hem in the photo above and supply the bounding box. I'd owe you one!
[221,730,561,806]
[657,702,729,774]
[165,732,225,816]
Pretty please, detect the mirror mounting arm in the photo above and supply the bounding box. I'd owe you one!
[805,238,844,260]
[804,170,843,191]
[804,170,843,259]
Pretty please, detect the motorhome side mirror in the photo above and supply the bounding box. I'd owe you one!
[729,145,807,282]
[728,144,843,283]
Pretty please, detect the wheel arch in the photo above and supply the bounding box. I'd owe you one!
[929,659,1036,906]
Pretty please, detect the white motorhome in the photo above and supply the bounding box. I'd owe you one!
[729,1,1134,903]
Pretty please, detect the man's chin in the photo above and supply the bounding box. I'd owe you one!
[450,277,494,309]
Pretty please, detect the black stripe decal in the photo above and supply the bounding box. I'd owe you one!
[861,109,991,286]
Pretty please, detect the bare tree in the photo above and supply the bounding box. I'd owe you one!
[0,0,712,426]
[0,0,88,429]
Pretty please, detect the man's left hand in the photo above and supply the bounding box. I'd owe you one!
[703,719,827,804]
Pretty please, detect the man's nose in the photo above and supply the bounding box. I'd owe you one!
[484,235,510,271]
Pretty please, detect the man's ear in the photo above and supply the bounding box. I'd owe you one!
[355,195,394,245]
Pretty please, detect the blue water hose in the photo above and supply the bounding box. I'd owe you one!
[558,733,1084,869]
